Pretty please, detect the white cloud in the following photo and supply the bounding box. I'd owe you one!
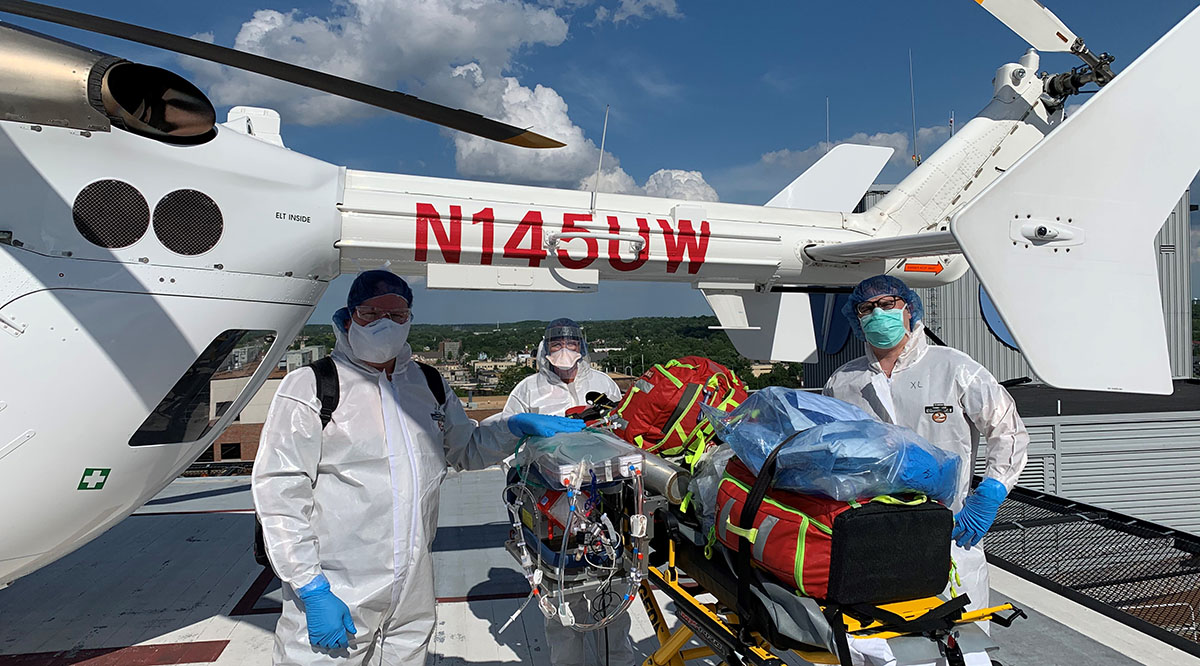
[642,169,719,201]
[709,126,953,204]
[612,0,680,22]
[573,167,718,201]
[189,0,705,195]
[189,1,569,126]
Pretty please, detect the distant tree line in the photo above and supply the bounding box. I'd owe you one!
[293,315,806,391]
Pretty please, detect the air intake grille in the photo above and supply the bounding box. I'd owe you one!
[153,189,223,256]
[72,180,150,249]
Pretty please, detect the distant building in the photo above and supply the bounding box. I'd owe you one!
[439,339,462,361]
[607,372,637,395]
[279,345,327,373]
[220,343,267,373]
[750,363,775,378]
[207,371,286,462]
[476,372,501,391]
[472,359,517,373]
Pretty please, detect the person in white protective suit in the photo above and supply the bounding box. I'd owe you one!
[823,275,1028,666]
[501,317,622,419]
[253,270,584,666]
[501,318,633,666]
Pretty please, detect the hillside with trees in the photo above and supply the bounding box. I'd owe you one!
[293,316,805,392]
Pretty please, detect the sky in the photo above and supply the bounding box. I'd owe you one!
[8,0,1198,324]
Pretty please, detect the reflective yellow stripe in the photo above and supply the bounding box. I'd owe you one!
[870,494,929,506]
[653,364,684,389]
[794,515,809,596]
[722,476,834,535]
[724,520,758,543]
[614,386,639,417]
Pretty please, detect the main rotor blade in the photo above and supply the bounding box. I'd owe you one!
[0,0,565,148]
[974,0,1078,53]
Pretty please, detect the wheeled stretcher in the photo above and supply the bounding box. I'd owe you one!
[639,508,1026,666]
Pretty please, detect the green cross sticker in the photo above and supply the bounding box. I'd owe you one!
[78,468,111,491]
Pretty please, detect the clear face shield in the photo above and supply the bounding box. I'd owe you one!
[542,323,588,373]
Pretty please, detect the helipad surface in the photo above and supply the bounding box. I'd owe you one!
[1,470,1196,665]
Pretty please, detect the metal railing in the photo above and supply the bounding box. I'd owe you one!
[986,485,1200,656]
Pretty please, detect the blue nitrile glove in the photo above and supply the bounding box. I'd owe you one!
[952,478,1008,549]
[507,413,586,438]
[897,445,960,505]
[296,574,357,649]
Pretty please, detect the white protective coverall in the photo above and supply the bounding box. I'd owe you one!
[502,340,631,666]
[500,340,621,418]
[253,332,520,666]
[824,322,1028,666]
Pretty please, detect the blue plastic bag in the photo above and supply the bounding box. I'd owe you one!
[701,387,959,503]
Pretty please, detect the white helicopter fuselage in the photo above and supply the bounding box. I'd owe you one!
[5,0,1200,587]
[0,50,1049,585]
[0,119,339,585]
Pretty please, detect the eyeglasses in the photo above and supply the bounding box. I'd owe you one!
[355,306,412,324]
[855,295,905,317]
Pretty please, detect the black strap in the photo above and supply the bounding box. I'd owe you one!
[309,357,339,428]
[416,361,447,406]
[846,595,971,636]
[733,430,805,642]
[661,383,702,441]
[823,605,854,666]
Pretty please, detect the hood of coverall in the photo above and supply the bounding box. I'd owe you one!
[536,319,591,384]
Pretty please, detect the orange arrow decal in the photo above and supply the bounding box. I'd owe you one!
[904,262,944,274]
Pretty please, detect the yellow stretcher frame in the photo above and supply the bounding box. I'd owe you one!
[637,539,1023,666]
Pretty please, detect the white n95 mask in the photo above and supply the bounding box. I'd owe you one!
[547,349,582,369]
[349,319,411,363]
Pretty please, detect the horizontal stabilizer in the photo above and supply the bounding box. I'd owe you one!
[805,231,959,262]
[766,144,892,212]
[702,289,816,362]
[951,5,1200,394]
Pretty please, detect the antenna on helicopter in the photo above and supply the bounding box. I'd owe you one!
[908,50,921,167]
[0,0,565,148]
[590,105,611,215]
[825,96,830,154]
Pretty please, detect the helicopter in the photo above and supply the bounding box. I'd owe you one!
[0,0,1197,588]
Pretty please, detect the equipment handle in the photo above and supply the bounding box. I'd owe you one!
[545,231,646,252]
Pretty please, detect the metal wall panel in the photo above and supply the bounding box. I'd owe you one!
[1158,191,1193,378]
[1025,414,1200,535]
[975,424,1057,492]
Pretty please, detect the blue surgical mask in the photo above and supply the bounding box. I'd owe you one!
[860,306,908,349]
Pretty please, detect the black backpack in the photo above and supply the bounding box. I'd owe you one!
[253,357,447,570]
